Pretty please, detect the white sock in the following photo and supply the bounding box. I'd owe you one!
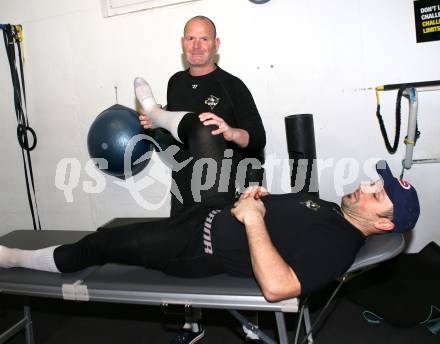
[0,245,14,268]
[0,245,60,273]
[134,77,188,143]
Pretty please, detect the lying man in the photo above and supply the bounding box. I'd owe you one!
[0,79,420,301]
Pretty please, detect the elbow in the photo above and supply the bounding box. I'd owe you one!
[245,131,266,152]
[262,290,284,302]
[261,283,301,302]
[253,135,266,153]
[258,129,266,150]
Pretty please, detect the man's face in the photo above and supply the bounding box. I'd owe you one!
[181,19,219,70]
[341,179,393,223]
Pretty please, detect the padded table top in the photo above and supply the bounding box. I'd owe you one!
[0,230,97,298]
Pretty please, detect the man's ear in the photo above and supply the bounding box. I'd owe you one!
[374,218,395,232]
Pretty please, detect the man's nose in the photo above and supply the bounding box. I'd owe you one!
[360,182,382,194]
[193,39,202,48]
[360,184,374,194]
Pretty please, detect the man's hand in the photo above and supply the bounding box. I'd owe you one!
[231,193,266,225]
[138,109,153,129]
[199,112,250,148]
[138,106,162,129]
[199,112,233,139]
[241,186,269,200]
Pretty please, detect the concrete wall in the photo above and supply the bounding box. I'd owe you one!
[1,0,439,252]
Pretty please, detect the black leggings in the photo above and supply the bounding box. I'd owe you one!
[54,205,225,275]
[167,113,240,214]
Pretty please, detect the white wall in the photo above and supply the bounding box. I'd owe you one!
[0,0,439,252]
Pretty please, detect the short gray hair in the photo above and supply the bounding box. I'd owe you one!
[184,15,217,38]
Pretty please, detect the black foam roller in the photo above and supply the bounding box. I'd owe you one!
[284,114,319,196]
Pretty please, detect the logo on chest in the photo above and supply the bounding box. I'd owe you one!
[204,94,220,110]
[300,200,321,211]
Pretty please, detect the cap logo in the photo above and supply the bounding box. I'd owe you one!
[399,179,411,190]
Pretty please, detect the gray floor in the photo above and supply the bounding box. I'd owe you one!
[1,294,438,344]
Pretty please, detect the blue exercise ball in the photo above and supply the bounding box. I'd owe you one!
[87,104,153,179]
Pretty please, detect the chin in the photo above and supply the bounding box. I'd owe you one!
[189,62,208,68]
[341,194,353,210]
[341,193,350,204]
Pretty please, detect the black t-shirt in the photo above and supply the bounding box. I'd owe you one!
[211,193,366,296]
[166,67,266,214]
[167,66,266,152]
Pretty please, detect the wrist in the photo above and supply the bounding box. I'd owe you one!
[243,212,265,227]
[227,128,239,142]
[231,128,249,148]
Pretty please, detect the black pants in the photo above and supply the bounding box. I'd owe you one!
[54,204,225,275]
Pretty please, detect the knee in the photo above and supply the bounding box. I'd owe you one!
[178,113,213,143]
[178,113,227,154]
[191,119,219,143]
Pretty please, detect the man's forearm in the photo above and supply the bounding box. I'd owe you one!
[229,128,249,148]
[244,216,301,301]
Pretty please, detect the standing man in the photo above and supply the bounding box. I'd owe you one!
[140,15,266,215]
[139,15,266,343]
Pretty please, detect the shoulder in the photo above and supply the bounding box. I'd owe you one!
[215,67,247,87]
[167,71,190,95]
[168,70,188,84]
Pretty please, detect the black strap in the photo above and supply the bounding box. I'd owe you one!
[2,24,41,230]
[376,87,403,154]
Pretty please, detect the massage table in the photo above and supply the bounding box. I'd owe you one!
[0,220,405,344]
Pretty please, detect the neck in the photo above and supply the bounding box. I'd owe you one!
[340,208,373,236]
[189,63,217,76]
